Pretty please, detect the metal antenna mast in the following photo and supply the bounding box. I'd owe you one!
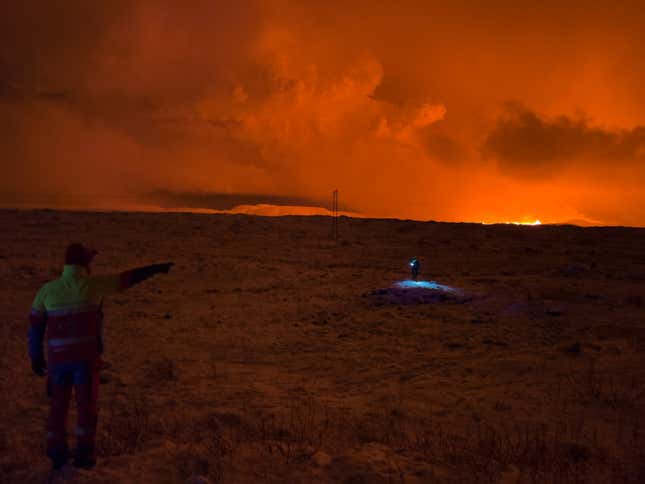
[332,189,339,241]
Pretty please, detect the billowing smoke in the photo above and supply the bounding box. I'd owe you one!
[483,103,645,178]
[2,0,645,225]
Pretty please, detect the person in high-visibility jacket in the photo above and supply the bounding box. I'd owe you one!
[28,243,174,470]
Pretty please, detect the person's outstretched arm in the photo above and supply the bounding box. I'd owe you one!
[119,262,175,290]
[90,262,175,297]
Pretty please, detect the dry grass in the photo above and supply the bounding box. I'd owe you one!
[2,210,645,483]
[565,358,645,410]
[1,360,643,482]
[98,393,152,456]
[86,389,639,483]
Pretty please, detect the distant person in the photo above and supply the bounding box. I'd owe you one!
[28,243,174,471]
[410,257,420,280]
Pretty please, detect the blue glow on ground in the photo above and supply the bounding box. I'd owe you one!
[395,280,439,289]
[393,280,457,292]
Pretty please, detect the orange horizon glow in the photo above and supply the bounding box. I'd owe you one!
[2,2,645,227]
[0,197,610,227]
[482,219,542,226]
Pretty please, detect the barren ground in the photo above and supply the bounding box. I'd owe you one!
[1,209,644,483]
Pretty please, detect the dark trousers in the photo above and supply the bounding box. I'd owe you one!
[46,363,99,462]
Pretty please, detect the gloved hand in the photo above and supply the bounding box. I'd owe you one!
[157,262,174,274]
[122,262,176,289]
[32,356,47,377]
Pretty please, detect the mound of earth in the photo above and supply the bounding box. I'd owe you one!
[369,280,470,305]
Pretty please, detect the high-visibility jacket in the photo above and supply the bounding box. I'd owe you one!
[29,265,122,365]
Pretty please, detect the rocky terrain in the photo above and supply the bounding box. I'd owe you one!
[1,209,644,483]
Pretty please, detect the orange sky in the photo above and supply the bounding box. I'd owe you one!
[2,1,645,225]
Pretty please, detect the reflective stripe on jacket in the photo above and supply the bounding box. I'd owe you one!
[29,265,122,364]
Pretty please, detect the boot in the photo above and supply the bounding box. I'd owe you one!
[73,445,96,469]
[47,447,68,471]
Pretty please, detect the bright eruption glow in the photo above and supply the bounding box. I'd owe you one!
[481,219,542,226]
[3,3,645,226]
[508,219,542,226]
